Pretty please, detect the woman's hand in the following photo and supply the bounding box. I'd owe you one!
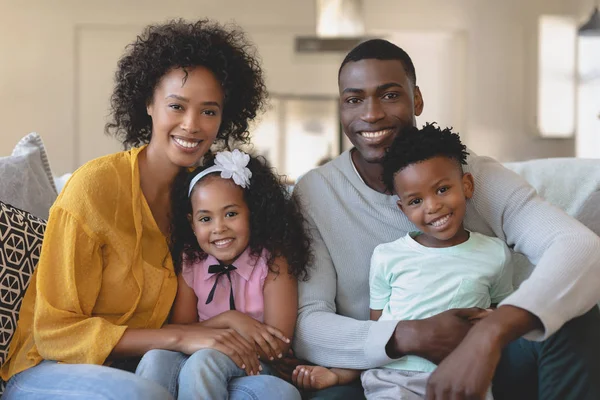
[225,310,291,361]
[166,324,262,375]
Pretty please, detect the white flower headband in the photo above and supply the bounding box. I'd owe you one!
[188,149,253,197]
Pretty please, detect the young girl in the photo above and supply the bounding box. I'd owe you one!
[163,149,311,399]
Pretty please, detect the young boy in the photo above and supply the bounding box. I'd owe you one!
[293,124,513,399]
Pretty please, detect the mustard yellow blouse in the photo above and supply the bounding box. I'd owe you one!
[1,146,177,380]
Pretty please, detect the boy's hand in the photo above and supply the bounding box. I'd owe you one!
[292,365,339,391]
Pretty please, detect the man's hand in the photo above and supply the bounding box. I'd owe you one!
[425,325,500,400]
[425,305,542,400]
[388,308,484,364]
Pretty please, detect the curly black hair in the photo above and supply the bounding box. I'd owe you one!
[105,19,267,148]
[170,152,312,281]
[381,123,469,193]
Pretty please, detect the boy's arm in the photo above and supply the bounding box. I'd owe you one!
[370,309,383,321]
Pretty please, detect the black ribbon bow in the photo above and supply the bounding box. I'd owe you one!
[206,263,237,310]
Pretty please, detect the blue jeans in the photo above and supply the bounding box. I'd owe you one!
[2,360,172,399]
[136,348,301,400]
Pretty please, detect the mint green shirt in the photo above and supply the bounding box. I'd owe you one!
[370,231,513,372]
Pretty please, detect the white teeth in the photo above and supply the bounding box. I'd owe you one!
[360,130,390,139]
[213,239,233,246]
[173,137,200,148]
[430,214,451,227]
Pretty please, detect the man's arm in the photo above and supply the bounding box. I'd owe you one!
[293,176,485,369]
[292,206,398,369]
[469,155,600,340]
[424,156,600,400]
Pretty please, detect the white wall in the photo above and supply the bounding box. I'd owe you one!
[0,0,585,175]
[0,0,322,175]
[365,0,583,162]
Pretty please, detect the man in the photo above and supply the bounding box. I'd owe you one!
[291,39,600,399]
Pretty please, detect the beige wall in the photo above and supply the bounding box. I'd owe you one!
[0,0,586,174]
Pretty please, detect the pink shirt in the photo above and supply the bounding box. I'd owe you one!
[182,247,269,322]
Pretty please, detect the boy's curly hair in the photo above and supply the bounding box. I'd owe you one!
[170,153,312,281]
[382,123,469,193]
[105,19,267,148]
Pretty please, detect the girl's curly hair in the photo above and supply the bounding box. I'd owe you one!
[105,19,267,148]
[170,153,312,281]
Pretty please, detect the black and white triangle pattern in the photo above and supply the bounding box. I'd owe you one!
[0,201,46,392]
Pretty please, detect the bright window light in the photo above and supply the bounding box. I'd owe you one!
[537,16,577,138]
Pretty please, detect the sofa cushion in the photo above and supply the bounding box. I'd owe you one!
[575,191,600,236]
[0,201,46,371]
[504,158,600,288]
[0,133,57,220]
[504,158,600,217]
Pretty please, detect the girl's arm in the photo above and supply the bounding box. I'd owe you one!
[261,256,298,358]
[198,256,296,360]
[170,274,200,324]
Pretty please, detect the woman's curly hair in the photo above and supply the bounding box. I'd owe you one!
[170,153,312,281]
[105,19,267,148]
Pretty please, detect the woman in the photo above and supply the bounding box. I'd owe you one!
[1,19,300,399]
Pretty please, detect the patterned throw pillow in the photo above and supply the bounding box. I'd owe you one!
[0,201,46,368]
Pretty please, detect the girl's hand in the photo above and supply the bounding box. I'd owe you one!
[226,310,291,361]
[167,324,261,376]
[292,365,339,391]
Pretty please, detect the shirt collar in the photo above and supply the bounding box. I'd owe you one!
[203,247,255,281]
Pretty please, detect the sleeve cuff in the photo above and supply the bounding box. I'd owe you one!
[499,290,562,341]
[364,319,398,367]
[370,301,388,310]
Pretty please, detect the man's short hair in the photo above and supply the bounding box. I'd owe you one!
[339,39,417,86]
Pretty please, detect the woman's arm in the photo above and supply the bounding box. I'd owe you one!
[33,207,129,365]
[110,324,261,375]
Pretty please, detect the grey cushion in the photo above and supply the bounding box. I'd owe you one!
[575,191,600,236]
[503,158,600,288]
[0,133,57,219]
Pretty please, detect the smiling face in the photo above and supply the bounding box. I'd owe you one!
[189,175,251,264]
[146,66,224,168]
[394,156,474,248]
[339,59,424,165]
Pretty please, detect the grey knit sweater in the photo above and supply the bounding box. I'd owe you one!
[292,150,600,369]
